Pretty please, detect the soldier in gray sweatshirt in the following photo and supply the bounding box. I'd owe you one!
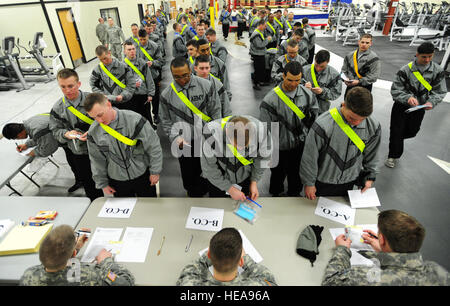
[303,49,342,114]
[261,61,318,197]
[271,40,307,84]
[105,17,126,61]
[2,114,59,158]
[159,57,222,197]
[300,87,381,199]
[219,6,233,40]
[89,45,136,111]
[172,23,188,59]
[385,42,447,168]
[201,115,272,201]
[341,34,381,97]
[50,68,103,201]
[85,93,162,197]
[249,20,273,90]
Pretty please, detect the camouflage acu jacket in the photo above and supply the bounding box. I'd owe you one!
[19,257,135,286]
[176,254,277,286]
[322,246,449,286]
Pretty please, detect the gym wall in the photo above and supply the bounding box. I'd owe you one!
[0,0,164,69]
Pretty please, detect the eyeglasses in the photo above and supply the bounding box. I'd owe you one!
[173,73,190,80]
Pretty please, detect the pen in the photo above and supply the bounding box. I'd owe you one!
[246,197,262,208]
[15,142,22,152]
[157,236,165,256]
[367,232,378,239]
[185,235,193,253]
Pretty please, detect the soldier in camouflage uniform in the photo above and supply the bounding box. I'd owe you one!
[177,228,277,286]
[322,210,449,286]
[20,225,135,286]
[105,17,126,61]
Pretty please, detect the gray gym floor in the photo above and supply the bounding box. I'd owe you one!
[0,27,449,272]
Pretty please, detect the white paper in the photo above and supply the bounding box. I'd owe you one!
[17,147,34,156]
[0,219,15,238]
[97,198,137,218]
[115,227,153,263]
[198,230,263,263]
[340,72,350,81]
[185,207,224,232]
[329,224,378,251]
[405,104,428,113]
[81,228,123,262]
[348,188,381,208]
[315,197,356,226]
[350,249,375,266]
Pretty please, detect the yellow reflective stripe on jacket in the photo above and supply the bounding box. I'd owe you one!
[255,29,264,40]
[408,62,432,91]
[329,107,365,153]
[266,22,275,35]
[273,86,305,120]
[274,17,283,28]
[180,24,188,35]
[170,82,212,122]
[124,58,145,81]
[99,123,137,146]
[38,113,50,116]
[209,73,221,81]
[353,50,363,79]
[310,64,320,88]
[193,35,199,40]
[221,116,253,166]
[189,56,194,64]
[99,63,126,89]
[63,96,94,125]
[132,37,140,46]
[139,46,154,61]
[286,21,292,29]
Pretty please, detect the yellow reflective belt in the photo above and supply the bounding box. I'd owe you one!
[100,123,137,146]
[124,58,145,81]
[170,82,212,122]
[310,64,320,88]
[194,35,199,40]
[255,29,265,40]
[353,50,363,79]
[329,108,365,153]
[180,24,188,35]
[208,43,213,55]
[132,37,140,46]
[221,116,253,166]
[38,113,50,116]
[408,62,432,91]
[139,46,154,61]
[63,96,94,125]
[285,54,290,63]
[250,17,258,27]
[273,86,305,120]
[99,63,126,89]
[189,56,194,64]
[274,17,284,28]
[267,22,275,35]
[287,21,292,30]
[209,73,220,81]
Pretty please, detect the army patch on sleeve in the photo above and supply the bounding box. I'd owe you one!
[107,270,117,282]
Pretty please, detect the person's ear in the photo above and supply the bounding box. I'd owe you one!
[72,249,77,258]
[207,249,211,259]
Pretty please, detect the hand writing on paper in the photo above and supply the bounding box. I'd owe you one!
[408,96,419,107]
[95,248,112,264]
[362,230,381,252]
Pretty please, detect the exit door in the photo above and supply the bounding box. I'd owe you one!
[56,8,85,68]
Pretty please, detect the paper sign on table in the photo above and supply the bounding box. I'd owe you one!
[348,188,381,208]
[185,207,224,232]
[115,227,153,263]
[315,197,356,226]
[97,198,137,218]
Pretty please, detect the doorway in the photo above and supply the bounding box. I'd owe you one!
[100,7,122,28]
[56,8,85,68]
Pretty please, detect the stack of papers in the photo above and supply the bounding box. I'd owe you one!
[81,227,154,263]
[329,224,378,266]
[0,224,53,256]
[347,188,381,208]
